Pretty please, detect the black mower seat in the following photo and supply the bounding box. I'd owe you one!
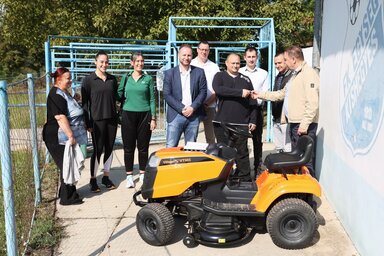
[264,135,314,171]
[206,143,236,161]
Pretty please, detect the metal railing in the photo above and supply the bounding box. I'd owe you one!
[45,17,276,142]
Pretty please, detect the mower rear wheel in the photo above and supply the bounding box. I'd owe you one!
[266,198,317,249]
[136,203,175,246]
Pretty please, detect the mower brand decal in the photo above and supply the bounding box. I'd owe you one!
[340,0,384,155]
[160,157,213,166]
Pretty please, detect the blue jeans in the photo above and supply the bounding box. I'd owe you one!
[166,114,200,147]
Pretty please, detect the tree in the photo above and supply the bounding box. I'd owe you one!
[0,0,315,80]
[256,0,315,51]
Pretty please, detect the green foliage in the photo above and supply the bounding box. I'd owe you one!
[257,0,315,51]
[0,0,50,78]
[0,0,315,79]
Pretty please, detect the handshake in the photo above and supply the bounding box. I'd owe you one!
[242,89,259,99]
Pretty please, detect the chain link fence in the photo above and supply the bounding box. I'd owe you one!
[0,74,48,255]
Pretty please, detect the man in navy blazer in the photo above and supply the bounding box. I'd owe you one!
[163,44,207,147]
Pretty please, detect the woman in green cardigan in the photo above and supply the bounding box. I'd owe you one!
[117,52,156,188]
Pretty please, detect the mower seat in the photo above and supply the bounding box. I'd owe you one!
[264,135,314,172]
[206,143,236,161]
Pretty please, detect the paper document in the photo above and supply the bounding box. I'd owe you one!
[184,142,209,151]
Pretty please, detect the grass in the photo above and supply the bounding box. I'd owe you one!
[8,92,46,128]
[26,163,63,255]
[0,151,63,256]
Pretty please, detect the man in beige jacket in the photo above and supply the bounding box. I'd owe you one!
[252,46,319,177]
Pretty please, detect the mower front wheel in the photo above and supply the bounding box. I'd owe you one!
[266,198,318,249]
[136,203,175,246]
[183,234,197,248]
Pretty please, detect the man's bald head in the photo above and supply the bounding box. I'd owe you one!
[225,54,241,76]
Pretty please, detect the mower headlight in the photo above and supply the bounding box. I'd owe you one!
[147,155,159,167]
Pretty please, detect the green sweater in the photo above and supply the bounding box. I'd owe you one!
[117,72,156,118]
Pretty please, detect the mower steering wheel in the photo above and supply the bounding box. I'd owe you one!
[221,123,253,139]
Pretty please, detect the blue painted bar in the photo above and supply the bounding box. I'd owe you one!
[170,16,273,21]
[27,74,42,204]
[176,25,261,29]
[48,35,167,43]
[45,41,51,163]
[45,41,51,97]
[0,80,18,256]
[70,43,75,86]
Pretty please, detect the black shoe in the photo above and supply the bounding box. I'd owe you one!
[60,198,84,206]
[89,178,100,193]
[101,176,116,190]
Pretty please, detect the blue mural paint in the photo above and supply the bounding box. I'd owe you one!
[341,0,384,155]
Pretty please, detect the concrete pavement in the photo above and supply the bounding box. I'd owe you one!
[55,132,359,256]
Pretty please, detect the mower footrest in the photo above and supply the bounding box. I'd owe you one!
[203,199,263,216]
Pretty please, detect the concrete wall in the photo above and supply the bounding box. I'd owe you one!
[318,0,384,255]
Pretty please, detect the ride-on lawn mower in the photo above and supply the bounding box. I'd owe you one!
[133,123,321,249]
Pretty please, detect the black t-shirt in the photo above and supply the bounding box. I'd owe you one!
[212,71,257,125]
[81,72,118,128]
[43,87,68,144]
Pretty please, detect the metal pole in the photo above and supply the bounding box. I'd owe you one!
[44,41,51,164]
[266,42,272,142]
[313,0,323,73]
[45,41,51,97]
[0,80,18,256]
[27,74,41,204]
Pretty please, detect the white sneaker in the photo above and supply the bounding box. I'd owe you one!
[126,175,134,188]
[139,173,145,183]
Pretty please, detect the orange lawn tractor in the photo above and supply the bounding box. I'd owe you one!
[133,123,321,249]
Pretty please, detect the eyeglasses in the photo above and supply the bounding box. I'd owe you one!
[198,48,209,52]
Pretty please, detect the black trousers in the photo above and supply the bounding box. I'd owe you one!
[121,111,152,172]
[289,122,318,177]
[252,106,264,169]
[214,123,251,180]
[91,118,117,176]
[46,142,80,204]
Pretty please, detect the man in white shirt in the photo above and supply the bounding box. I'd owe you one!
[239,45,270,173]
[272,52,292,152]
[191,41,220,144]
[163,44,207,147]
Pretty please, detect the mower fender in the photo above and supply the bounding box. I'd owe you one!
[251,173,321,213]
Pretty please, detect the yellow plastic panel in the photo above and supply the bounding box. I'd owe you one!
[252,172,321,212]
[152,151,228,198]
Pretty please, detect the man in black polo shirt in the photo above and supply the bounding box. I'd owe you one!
[212,53,257,181]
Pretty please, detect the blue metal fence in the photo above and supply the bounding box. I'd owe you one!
[44,16,276,143]
[0,74,47,255]
[166,17,276,141]
[45,37,169,143]
[0,80,18,256]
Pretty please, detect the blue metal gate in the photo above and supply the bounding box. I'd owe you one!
[44,16,276,143]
